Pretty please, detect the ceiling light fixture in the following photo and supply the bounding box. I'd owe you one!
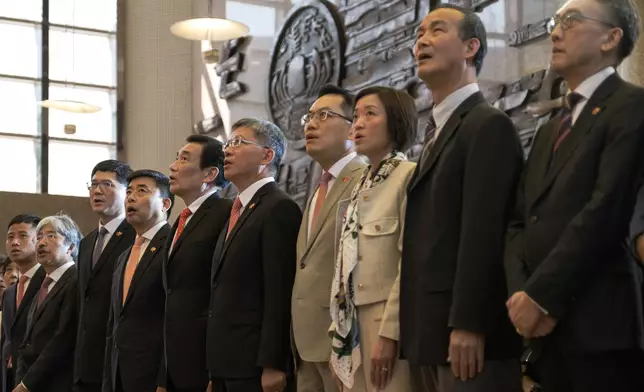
[170,17,249,41]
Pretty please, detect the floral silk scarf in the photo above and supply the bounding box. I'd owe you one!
[329,150,407,388]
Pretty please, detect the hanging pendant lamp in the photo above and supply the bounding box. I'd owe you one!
[170,17,248,41]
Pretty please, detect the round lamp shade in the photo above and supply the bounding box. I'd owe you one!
[40,100,101,113]
[170,18,249,41]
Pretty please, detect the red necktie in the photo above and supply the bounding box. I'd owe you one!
[311,171,333,228]
[123,236,145,304]
[16,274,29,308]
[553,92,583,151]
[36,276,54,307]
[171,208,193,249]
[226,197,243,239]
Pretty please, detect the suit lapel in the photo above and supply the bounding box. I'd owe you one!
[31,266,76,327]
[89,220,133,283]
[409,92,486,191]
[122,226,169,311]
[11,267,45,331]
[168,193,219,263]
[531,74,621,206]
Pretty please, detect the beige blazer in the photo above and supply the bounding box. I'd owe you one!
[345,161,416,341]
[292,157,367,362]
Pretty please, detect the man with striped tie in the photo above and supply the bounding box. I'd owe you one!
[504,0,644,391]
[160,135,232,392]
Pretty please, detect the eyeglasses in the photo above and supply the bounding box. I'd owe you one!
[301,109,353,126]
[87,180,116,191]
[547,11,616,34]
[223,137,268,150]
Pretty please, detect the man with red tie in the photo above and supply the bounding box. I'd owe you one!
[160,135,232,392]
[207,118,301,392]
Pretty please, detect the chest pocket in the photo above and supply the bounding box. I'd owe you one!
[361,218,398,236]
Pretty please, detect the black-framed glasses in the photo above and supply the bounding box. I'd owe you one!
[301,109,353,126]
[87,180,116,191]
[547,10,616,34]
[223,137,268,150]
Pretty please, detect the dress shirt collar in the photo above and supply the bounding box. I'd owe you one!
[433,83,480,129]
[326,151,357,178]
[570,66,615,100]
[187,187,219,215]
[99,214,125,235]
[47,261,75,283]
[140,220,167,242]
[238,177,275,208]
[23,263,41,279]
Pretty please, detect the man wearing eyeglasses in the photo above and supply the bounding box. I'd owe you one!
[292,85,366,392]
[207,118,301,392]
[74,160,136,392]
[504,1,644,391]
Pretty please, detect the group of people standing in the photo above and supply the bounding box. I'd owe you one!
[2,0,644,391]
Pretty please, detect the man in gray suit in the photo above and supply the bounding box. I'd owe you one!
[292,85,366,392]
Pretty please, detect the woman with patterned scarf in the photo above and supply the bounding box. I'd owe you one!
[329,86,417,392]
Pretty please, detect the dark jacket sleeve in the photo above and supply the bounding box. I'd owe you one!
[257,199,302,371]
[525,101,644,319]
[449,113,524,333]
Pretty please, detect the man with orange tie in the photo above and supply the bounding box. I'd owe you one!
[160,135,232,392]
[103,170,173,392]
[1,215,44,392]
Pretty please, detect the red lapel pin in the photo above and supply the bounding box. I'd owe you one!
[592,107,601,115]
[115,232,122,237]
[343,176,349,182]
[249,203,256,210]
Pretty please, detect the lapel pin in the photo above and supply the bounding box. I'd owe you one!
[343,176,349,183]
[150,247,157,253]
[249,203,256,210]
[115,232,123,237]
[592,107,601,115]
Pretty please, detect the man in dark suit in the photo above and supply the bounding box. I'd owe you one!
[160,135,233,392]
[400,5,524,392]
[504,1,644,391]
[207,118,301,392]
[75,160,136,392]
[1,215,44,392]
[14,214,82,392]
[103,170,174,392]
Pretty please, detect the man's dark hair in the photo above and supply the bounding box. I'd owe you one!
[354,86,418,152]
[8,214,41,230]
[127,169,176,216]
[317,84,355,117]
[91,160,133,185]
[436,4,488,75]
[185,134,229,188]
[596,0,641,64]
[0,254,9,274]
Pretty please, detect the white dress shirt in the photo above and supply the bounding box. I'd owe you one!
[46,261,75,293]
[20,263,42,295]
[569,66,615,125]
[237,177,275,214]
[308,152,357,235]
[432,83,480,142]
[136,220,167,263]
[97,215,126,252]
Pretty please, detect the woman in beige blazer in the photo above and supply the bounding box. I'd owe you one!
[329,86,417,392]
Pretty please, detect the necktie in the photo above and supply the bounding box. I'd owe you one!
[16,274,29,308]
[311,171,334,228]
[553,92,583,151]
[420,114,437,166]
[123,235,146,304]
[226,197,243,239]
[92,227,109,268]
[171,208,193,249]
[36,276,54,307]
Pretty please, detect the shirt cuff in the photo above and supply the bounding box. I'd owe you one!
[21,382,28,391]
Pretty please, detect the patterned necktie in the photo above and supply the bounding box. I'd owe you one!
[171,208,193,249]
[420,114,437,166]
[553,92,584,151]
[311,171,334,228]
[226,197,243,239]
[92,226,109,268]
[16,274,29,308]
[122,235,146,304]
[36,276,54,307]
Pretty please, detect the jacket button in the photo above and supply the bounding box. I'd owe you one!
[529,216,538,223]
[363,195,370,201]
[167,289,172,295]
[375,225,381,231]
[358,254,363,261]
[119,316,125,321]
[114,342,118,349]
[208,311,212,318]
[358,284,364,289]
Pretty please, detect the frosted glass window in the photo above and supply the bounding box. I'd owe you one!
[0,136,39,193]
[0,0,42,21]
[49,28,116,86]
[50,0,117,32]
[48,140,116,196]
[48,85,116,143]
[0,22,41,78]
[226,1,276,37]
[0,78,40,136]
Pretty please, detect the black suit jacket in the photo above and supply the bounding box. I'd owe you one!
[160,192,232,389]
[103,224,170,392]
[400,92,524,365]
[0,267,45,392]
[207,182,300,379]
[505,74,644,353]
[16,265,78,392]
[75,220,136,386]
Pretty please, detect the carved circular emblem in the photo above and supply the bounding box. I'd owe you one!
[267,0,346,141]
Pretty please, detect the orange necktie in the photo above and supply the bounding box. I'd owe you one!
[16,274,29,308]
[123,236,145,304]
[171,208,193,249]
[311,171,333,227]
[226,197,243,239]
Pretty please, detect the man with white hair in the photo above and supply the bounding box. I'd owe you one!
[13,214,81,392]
